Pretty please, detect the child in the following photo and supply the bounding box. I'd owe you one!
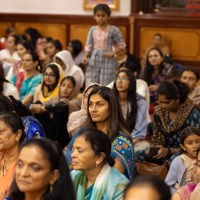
[165,126,200,194]
[172,148,200,200]
[82,3,126,86]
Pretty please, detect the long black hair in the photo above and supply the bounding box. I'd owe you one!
[113,69,138,132]
[9,138,76,200]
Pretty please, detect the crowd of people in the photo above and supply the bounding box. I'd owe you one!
[0,3,200,200]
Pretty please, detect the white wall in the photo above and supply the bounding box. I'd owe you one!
[0,0,131,16]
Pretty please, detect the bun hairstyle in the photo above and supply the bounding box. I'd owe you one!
[157,80,189,104]
[78,128,115,166]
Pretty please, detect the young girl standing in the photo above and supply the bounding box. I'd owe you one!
[165,127,200,194]
[82,3,126,86]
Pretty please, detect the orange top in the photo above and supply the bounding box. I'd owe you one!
[0,160,16,200]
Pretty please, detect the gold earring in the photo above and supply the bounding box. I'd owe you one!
[96,162,98,167]
[50,184,53,193]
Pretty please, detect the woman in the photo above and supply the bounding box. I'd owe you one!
[141,47,174,107]
[18,51,42,106]
[151,80,200,162]
[0,35,20,76]
[113,69,148,147]
[30,62,64,142]
[66,86,134,179]
[0,112,26,200]
[0,74,19,100]
[172,148,200,200]
[67,83,100,137]
[124,174,171,200]
[71,129,129,200]
[54,50,85,88]
[31,62,63,112]
[7,138,75,200]
[59,76,81,115]
[8,40,33,87]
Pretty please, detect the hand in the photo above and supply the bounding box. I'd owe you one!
[31,104,46,114]
[82,56,88,65]
[153,145,169,159]
[103,51,114,57]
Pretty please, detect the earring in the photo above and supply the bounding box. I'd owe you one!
[95,162,98,167]
[50,184,53,193]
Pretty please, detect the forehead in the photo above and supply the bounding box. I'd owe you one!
[74,136,90,148]
[118,71,128,76]
[61,79,73,85]
[181,71,197,78]
[149,49,160,56]
[95,10,108,15]
[19,146,45,161]
[45,67,53,73]
[90,93,105,102]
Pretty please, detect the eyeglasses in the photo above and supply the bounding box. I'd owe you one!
[116,77,129,82]
[44,73,55,78]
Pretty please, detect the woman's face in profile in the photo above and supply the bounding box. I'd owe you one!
[0,120,20,153]
[124,185,160,200]
[71,136,99,171]
[15,146,54,195]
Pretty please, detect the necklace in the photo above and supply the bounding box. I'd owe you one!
[0,156,8,177]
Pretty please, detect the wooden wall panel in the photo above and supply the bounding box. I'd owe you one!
[0,22,12,38]
[15,23,67,48]
[140,27,200,61]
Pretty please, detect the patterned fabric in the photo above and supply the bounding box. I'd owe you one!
[20,73,42,101]
[71,164,128,200]
[176,183,197,200]
[65,128,135,179]
[85,25,126,86]
[152,98,200,147]
[111,132,135,179]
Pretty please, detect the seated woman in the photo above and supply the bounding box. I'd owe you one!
[67,83,100,138]
[113,69,148,150]
[165,127,200,193]
[180,67,200,108]
[71,128,129,200]
[0,74,19,100]
[124,174,171,200]
[59,76,81,115]
[151,80,200,162]
[54,50,85,89]
[14,51,42,106]
[172,148,200,200]
[66,86,134,179]
[7,138,76,200]
[0,112,26,200]
[141,47,174,110]
[30,62,63,133]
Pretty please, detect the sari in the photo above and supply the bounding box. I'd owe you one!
[71,164,128,200]
[176,183,197,200]
[0,157,16,200]
[65,128,135,179]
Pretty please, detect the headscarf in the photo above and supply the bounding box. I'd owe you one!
[38,62,63,104]
[54,50,85,88]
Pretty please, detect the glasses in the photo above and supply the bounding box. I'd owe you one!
[116,77,129,82]
[44,73,55,78]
